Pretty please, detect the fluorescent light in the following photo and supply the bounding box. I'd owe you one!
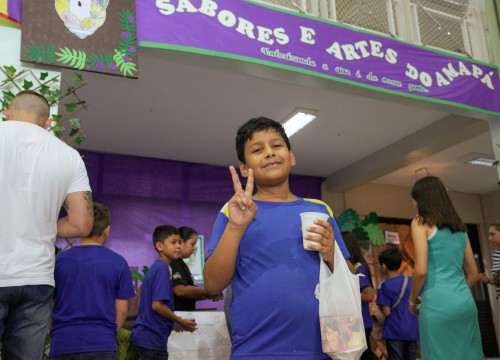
[281,108,318,137]
[465,157,496,167]
[460,153,496,167]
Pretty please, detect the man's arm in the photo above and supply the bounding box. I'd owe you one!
[57,191,93,238]
[115,299,129,331]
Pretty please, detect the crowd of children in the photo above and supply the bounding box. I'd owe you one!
[3,110,489,360]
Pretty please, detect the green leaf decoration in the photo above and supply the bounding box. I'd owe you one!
[75,135,86,145]
[337,208,362,232]
[25,44,56,63]
[130,270,144,282]
[69,117,81,128]
[361,212,379,226]
[113,50,137,77]
[22,80,33,90]
[46,89,61,105]
[55,47,87,70]
[352,227,370,251]
[52,125,64,137]
[118,9,137,57]
[363,223,386,246]
[39,85,50,95]
[65,102,77,112]
[1,63,88,147]
[3,65,16,77]
[52,114,62,122]
[2,90,15,103]
[493,160,499,167]
[87,53,114,70]
[73,73,83,82]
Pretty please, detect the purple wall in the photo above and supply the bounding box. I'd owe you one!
[55,150,323,309]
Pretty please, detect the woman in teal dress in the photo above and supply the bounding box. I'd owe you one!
[409,176,482,359]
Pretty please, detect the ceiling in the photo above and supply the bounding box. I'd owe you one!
[63,46,500,195]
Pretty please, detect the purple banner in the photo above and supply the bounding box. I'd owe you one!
[137,0,500,115]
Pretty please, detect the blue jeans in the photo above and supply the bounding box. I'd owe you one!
[386,339,417,360]
[133,345,168,360]
[50,352,116,360]
[0,285,53,360]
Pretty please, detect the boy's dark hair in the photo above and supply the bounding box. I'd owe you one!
[411,176,466,233]
[235,117,291,163]
[179,226,198,242]
[87,202,111,238]
[378,247,403,271]
[153,225,180,249]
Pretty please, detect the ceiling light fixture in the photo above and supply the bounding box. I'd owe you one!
[460,153,496,167]
[281,108,318,137]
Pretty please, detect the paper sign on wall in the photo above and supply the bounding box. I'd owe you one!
[385,231,400,245]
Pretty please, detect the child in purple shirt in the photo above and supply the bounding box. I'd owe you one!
[376,247,419,360]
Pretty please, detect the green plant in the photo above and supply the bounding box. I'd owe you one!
[130,265,149,282]
[0,65,88,146]
[337,208,385,248]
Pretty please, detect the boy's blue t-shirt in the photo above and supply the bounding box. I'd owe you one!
[207,198,350,360]
[131,259,174,351]
[50,246,135,357]
[376,275,419,341]
[355,263,373,329]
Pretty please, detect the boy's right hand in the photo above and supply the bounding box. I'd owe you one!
[178,318,197,332]
[228,166,257,227]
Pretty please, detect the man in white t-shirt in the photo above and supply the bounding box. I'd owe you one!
[0,90,94,360]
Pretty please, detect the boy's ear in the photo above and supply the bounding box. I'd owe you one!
[155,241,163,252]
[290,149,296,167]
[103,226,111,238]
[238,161,249,178]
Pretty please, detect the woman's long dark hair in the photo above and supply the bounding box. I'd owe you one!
[341,231,372,285]
[411,176,466,233]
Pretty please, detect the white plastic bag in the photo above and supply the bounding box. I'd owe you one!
[318,242,367,360]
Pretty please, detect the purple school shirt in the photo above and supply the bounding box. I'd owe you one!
[376,275,419,341]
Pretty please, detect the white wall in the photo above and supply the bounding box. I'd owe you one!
[322,182,483,223]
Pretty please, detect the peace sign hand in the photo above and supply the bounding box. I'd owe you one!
[227,166,257,227]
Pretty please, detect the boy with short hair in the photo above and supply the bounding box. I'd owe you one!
[376,247,419,360]
[204,117,350,359]
[131,225,197,359]
[50,203,135,359]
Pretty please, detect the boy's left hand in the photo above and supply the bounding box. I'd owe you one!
[305,219,335,267]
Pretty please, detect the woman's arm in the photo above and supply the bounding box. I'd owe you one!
[409,218,428,314]
[463,237,479,288]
